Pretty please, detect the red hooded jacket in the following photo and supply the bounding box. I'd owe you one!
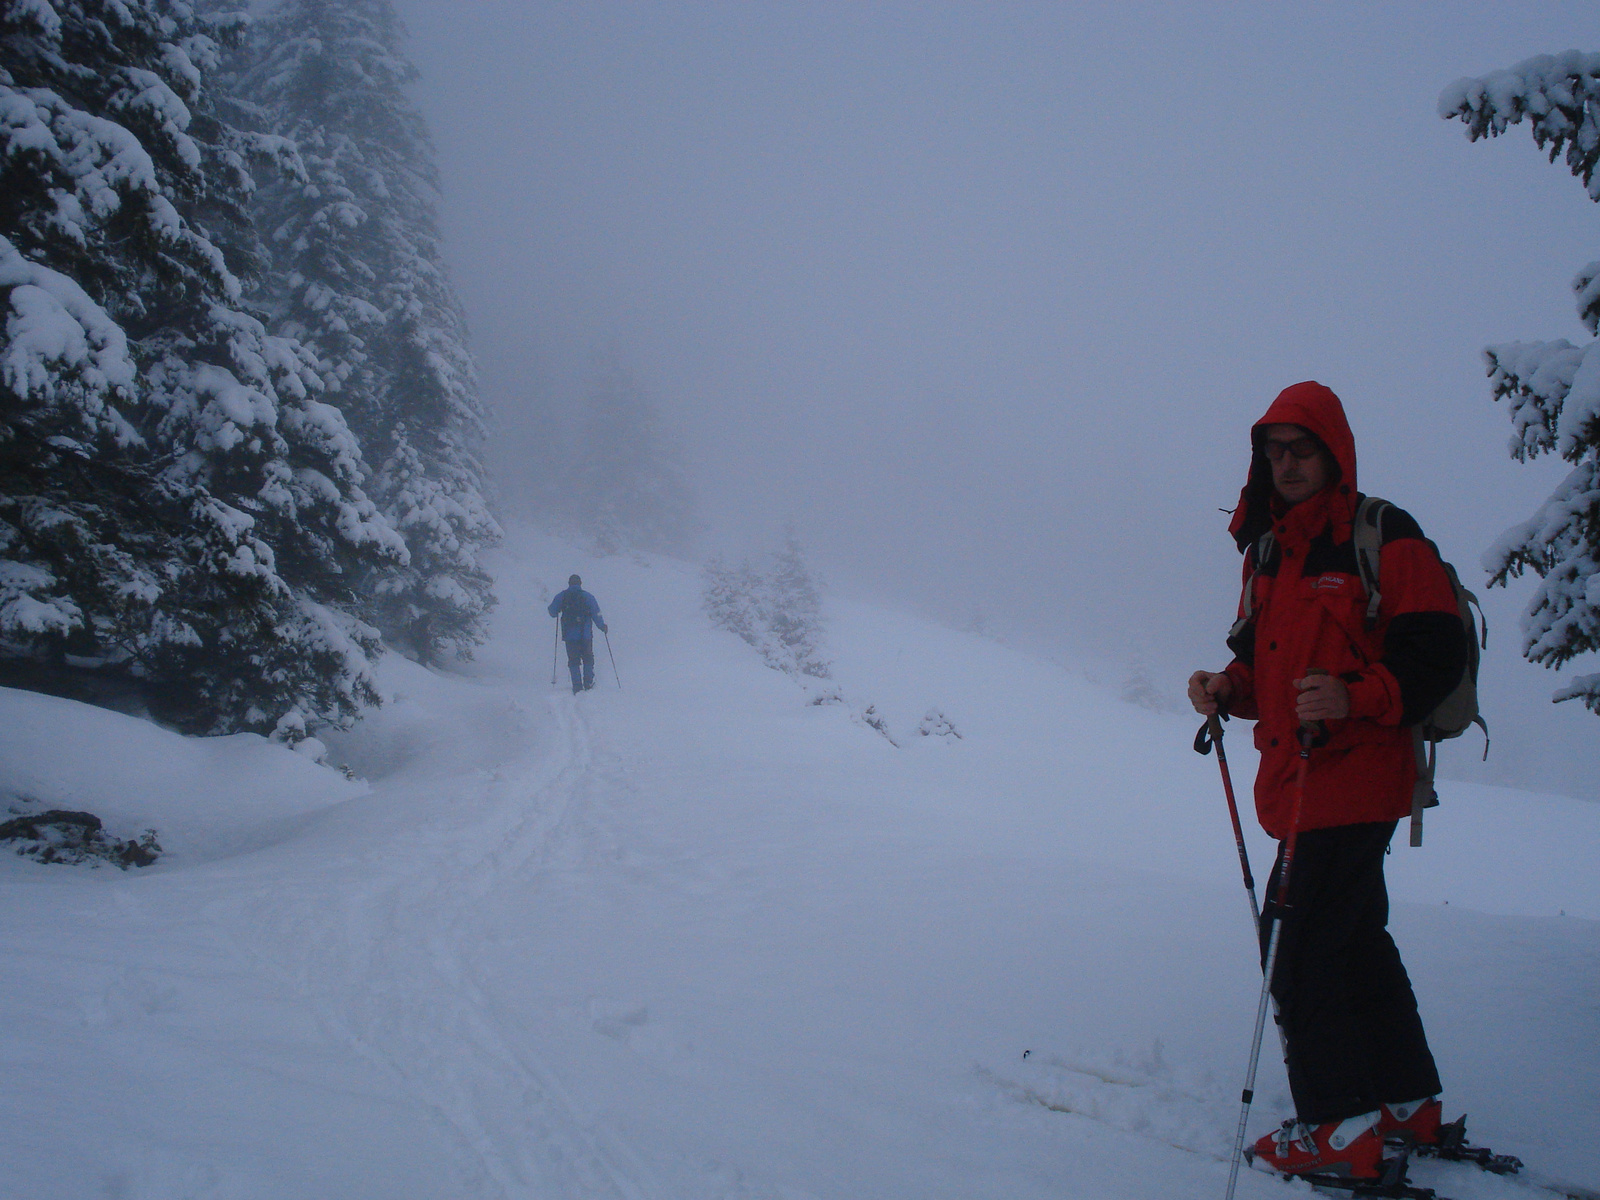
[1222,383,1466,839]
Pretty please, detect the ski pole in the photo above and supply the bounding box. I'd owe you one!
[1195,713,1261,927]
[603,628,620,689]
[551,622,559,687]
[1196,712,1291,1065]
[1223,671,1324,1200]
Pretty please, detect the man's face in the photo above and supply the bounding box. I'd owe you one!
[1262,423,1331,506]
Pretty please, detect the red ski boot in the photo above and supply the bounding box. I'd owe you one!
[1247,1110,1384,1178]
[1378,1097,1442,1145]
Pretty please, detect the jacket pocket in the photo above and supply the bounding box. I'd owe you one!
[1311,584,1377,672]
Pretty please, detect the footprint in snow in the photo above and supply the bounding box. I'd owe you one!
[588,998,648,1042]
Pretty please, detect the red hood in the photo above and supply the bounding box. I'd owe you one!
[1228,381,1359,552]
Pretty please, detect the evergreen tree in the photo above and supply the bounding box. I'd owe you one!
[1442,52,1600,713]
[766,527,829,679]
[700,530,828,680]
[239,0,499,663]
[0,0,405,735]
[701,555,758,647]
[564,362,697,556]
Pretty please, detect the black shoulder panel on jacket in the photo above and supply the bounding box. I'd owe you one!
[1303,530,1358,577]
[1361,498,1425,546]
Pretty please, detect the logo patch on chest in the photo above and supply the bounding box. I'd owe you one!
[1313,574,1347,591]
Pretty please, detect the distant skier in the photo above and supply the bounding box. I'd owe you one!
[1187,382,1467,1181]
[548,574,608,694]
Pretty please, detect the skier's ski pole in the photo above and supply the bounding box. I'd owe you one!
[1196,711,1291,1066]
[603,628,620,689]
[1196,713,1260,926]
[1223,671,1324,1200]
[551,622,559,687]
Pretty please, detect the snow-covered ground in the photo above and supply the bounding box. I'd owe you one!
[2,526,1596,1200]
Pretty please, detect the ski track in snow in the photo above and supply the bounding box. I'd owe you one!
[276,696,662,1199]
[139,683,666,1199]
[979,1046,1235,1161]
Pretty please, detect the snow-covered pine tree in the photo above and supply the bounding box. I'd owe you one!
[700,532,829,680]
[766,527,829,679]
[701,555,758,647]
[0,0,406,735]
[1442,52,1600,713]
[237,0,499,664]
[564,362,697,556]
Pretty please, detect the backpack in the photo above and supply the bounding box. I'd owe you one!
[1351,497,1488,846]
[560,587,589,636]
[1230,496,1488,846]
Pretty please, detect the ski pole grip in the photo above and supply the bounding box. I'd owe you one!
[1298,667,1329,749]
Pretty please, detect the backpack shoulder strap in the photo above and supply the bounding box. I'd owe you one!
[1229,530,1275,642]
[1352,495,1388,629]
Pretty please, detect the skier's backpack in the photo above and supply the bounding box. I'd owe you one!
[1350,496,1488,847]
[1230,496,1488,846]
[560,587,588,637]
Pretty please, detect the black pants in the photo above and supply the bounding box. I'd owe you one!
[1260,820,1440,1124]
[565,638,595,691]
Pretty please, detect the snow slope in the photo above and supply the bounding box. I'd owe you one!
[1,525,1596,1200]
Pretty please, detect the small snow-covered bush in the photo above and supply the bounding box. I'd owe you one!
[855,703,897,745]
[917,708,962,740]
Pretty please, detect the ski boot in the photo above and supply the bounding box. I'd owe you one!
[1379,1098,1443,1145]
[1247,1110,1384,1179]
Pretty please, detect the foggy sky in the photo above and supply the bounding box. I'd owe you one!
[392,0,1600,796]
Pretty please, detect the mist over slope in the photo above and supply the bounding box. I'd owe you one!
[1,525,1595,1198]
[397,0,1600,801]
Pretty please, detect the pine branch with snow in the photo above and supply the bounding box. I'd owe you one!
[1440,52,1600,200]
[1443,51,1600,713]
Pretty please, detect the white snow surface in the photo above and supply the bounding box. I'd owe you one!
[1,524,1596,1199]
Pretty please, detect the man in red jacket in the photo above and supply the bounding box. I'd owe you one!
[1188,381,1466,1179]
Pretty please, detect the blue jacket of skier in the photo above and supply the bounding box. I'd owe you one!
[548,586,607,643]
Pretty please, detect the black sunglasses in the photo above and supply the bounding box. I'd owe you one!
[1262,435,1321,463]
